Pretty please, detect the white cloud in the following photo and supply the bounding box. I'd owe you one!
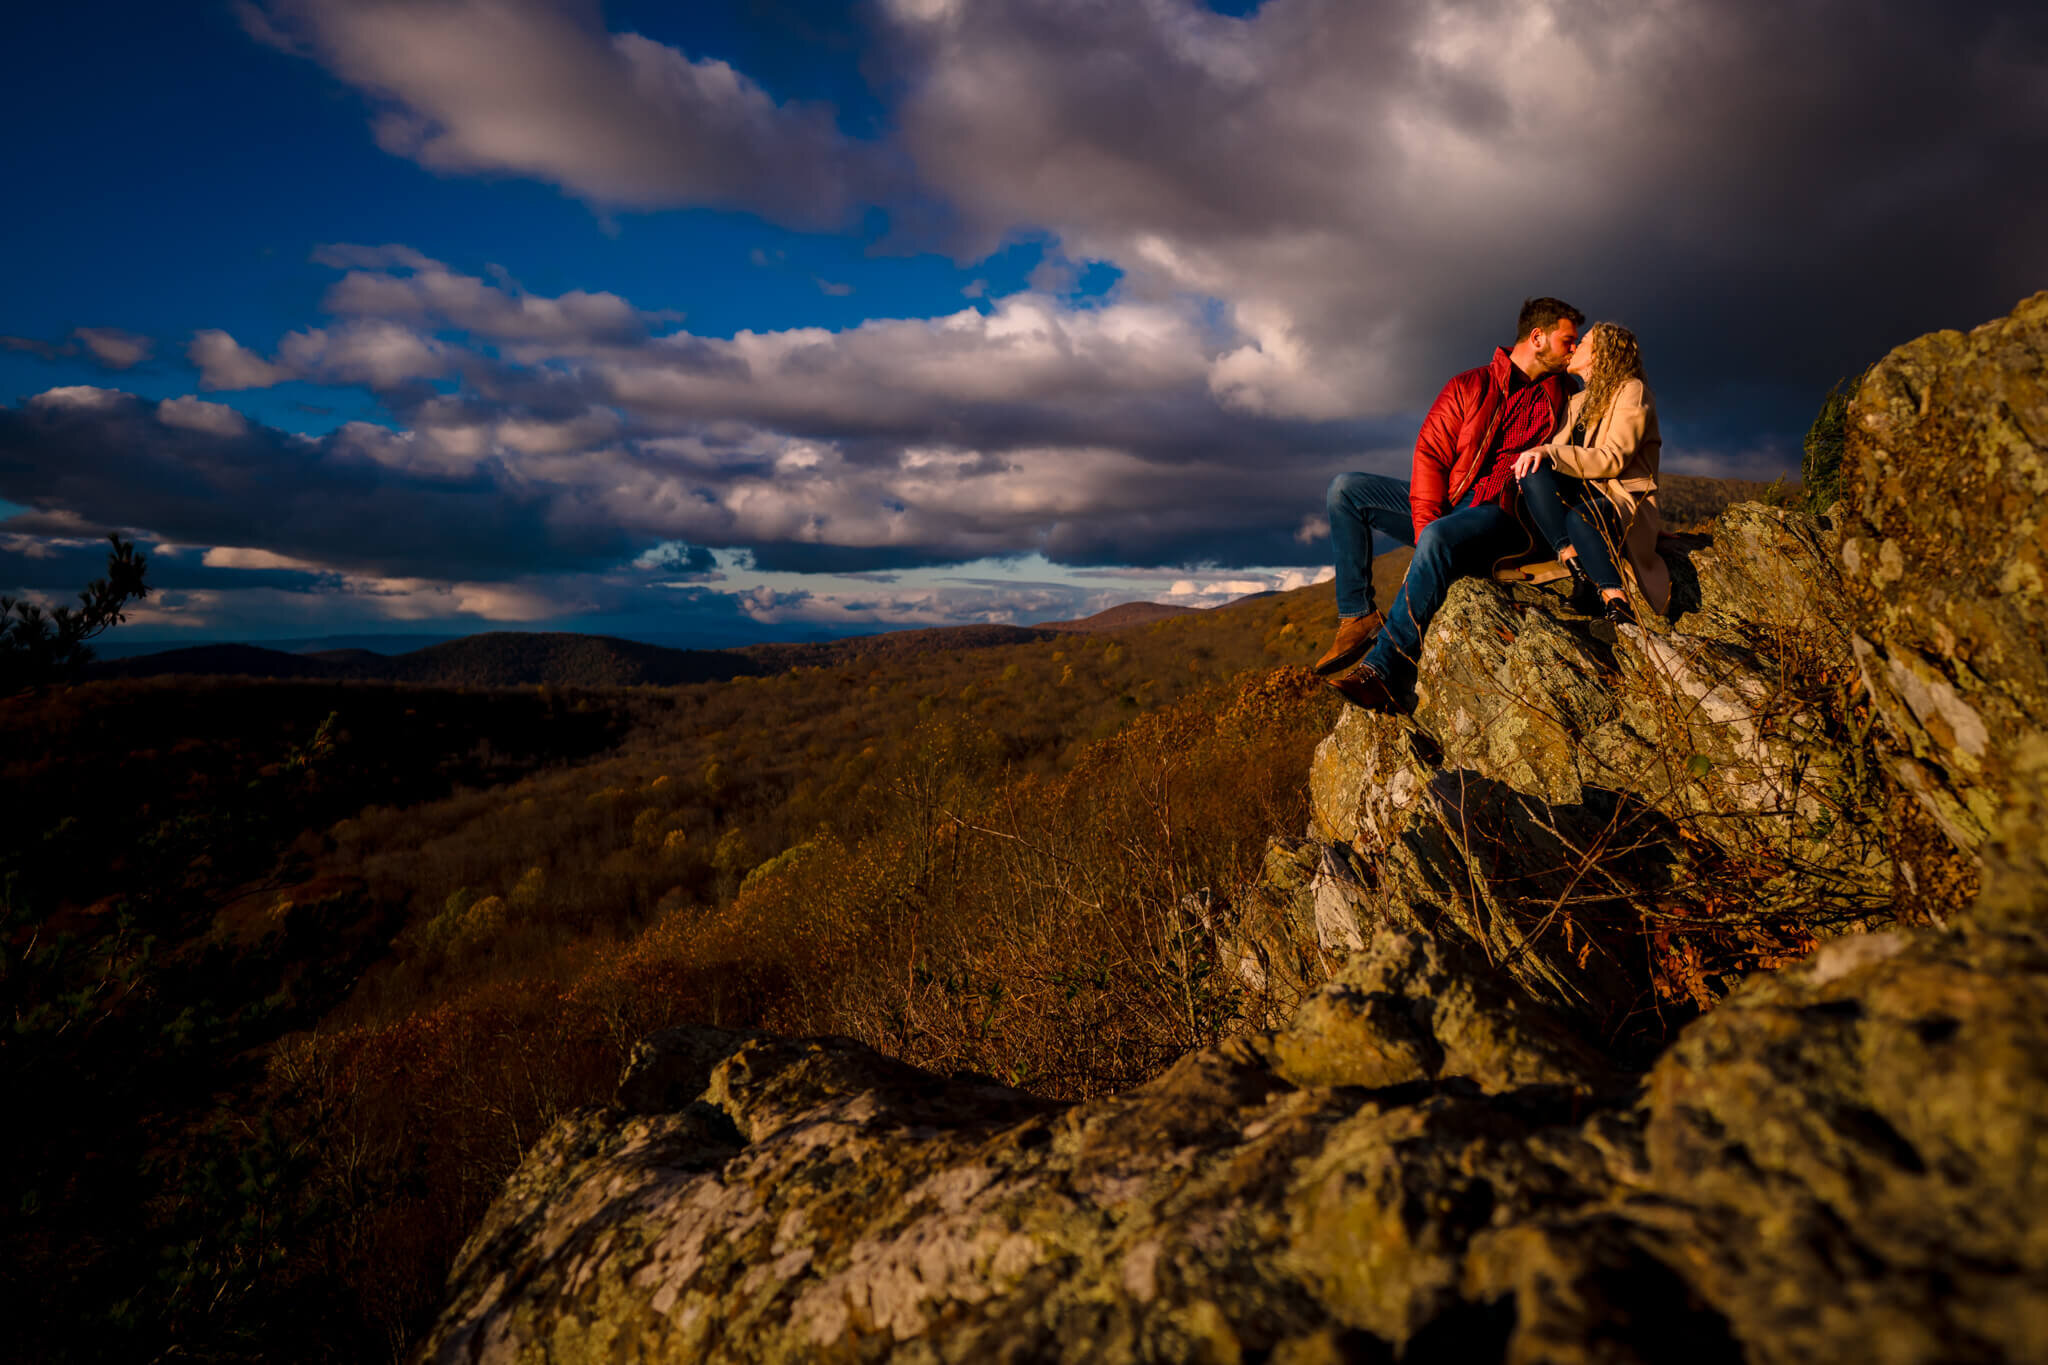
[317,244,671,343]
[157,396,250,437]
[447,581,563,620]
[314,573,566,622]
[1156,566,1329,604]
[731,578,1086,628]
[189,331,293,390]
[1,534,68,560]
[73,327,153,370]
[30,385,125,409]
[1278,565,1335,591]
[201,546,327,571]
[248,0,893,226]
[278,321,451,389]
[113,589,218,630]
[190,321,454,393]
[596,291,1217,431]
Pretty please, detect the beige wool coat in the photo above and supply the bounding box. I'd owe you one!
[1530,377,1669,614]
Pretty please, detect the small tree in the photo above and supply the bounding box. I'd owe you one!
[1,534,150,695]
[1801,371,1867,516]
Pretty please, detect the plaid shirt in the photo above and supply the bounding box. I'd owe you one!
[1466,363,1564,509]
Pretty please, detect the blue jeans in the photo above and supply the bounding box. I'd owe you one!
[1518,465,1626,591]
[1360,492,1521,687]
[1325,471,1416,618]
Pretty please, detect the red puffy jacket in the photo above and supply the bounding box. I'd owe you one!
[1409,347,1570,536]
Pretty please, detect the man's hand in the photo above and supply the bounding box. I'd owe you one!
[1513,448,1550,480]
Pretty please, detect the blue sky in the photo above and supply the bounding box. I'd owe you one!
[4,0,2043,646]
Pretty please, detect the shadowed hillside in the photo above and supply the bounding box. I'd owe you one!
[91,632,768,687]
[91,624,1081,687]
[5,572,1362,1359]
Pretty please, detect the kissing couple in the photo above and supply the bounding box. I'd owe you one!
[1316,297,1669,712]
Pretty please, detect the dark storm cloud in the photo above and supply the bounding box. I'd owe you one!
[879,0,2048,434]
[244,0,2048,459]
[0,537,327,595]
[2,328,155,371]
[632,540,719,577]
[149,247,1399,577]
[0,389,631,581]
[0,372,1373,590]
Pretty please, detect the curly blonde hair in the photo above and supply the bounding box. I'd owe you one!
[1578,323,1645,433]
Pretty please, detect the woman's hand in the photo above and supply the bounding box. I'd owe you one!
[1513,448,1551,480]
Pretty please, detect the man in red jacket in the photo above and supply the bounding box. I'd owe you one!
[1317,298,1583,710]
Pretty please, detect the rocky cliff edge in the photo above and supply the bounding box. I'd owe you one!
[419,293,2048,1364]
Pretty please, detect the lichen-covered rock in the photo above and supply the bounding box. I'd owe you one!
[1303,504,1896,1033]
[1366,769,1685,1044]
[1636,921,2048,1362]
[1307,706,1437,849]
[1252,931,1619,1095]
[1215,837,1331,1022]
[1682,500,1855,657]
[420,947,1617,1364]
[1613,624,1890,900]
[422,918,2048,1365]
[1412,582,1622,807]
[1839,290,2048,864]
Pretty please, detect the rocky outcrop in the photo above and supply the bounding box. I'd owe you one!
[422,294,2048,1363]
[1303,496,1901,1043]
[1837,290,2048,901]
[421,920,2048,1364]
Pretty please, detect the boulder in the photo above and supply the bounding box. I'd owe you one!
[1681,500,1855,657]
[1214,836,1332,1023]
[1251,930,1620,1095]
[420,935,1625,1364]
[1838,290,2048,875]
[1636,921,2048,1362]
[421,918,2048,1364]
[1304,502,1896,1034]
[1308,706,1439,850]
[1410,580,1623,808]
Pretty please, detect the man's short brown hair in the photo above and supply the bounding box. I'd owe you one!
[1516,297,1585,342]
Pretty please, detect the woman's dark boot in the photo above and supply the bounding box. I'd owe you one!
[1563,556,1601,614]
[1602,594,1637,627]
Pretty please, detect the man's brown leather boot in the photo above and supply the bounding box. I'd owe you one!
[1313,610,1385,676]
[1325,662,1401,712]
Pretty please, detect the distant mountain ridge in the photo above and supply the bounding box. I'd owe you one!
[1039,601,1198,632]
[90,624,1078,688]
[86,471,1774,687]
[90,632,766,688]
[87,608,1263,687]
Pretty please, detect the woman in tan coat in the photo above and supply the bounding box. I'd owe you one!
[1511,322,1669,623]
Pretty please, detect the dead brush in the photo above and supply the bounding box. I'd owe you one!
[1374,550,1933,1044]
[252,662,1340,1347]
[829,668,1338,1096]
